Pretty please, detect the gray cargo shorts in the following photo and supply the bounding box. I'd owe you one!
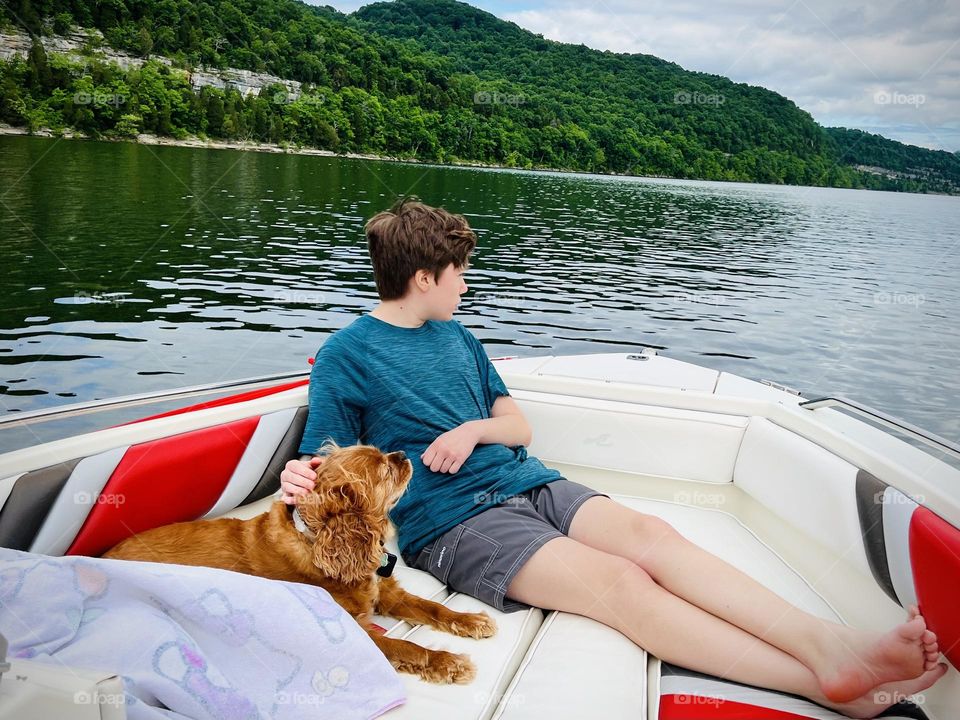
[403,479,606,613]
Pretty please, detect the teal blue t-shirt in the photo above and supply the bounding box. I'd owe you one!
[298,314,561,558]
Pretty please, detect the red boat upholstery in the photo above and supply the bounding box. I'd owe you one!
[655,662,928,720]
[910,508,960,669]
[0,384,307,557]
[856,471,960,669]
[124,378,308,424]
[65,416,259,556]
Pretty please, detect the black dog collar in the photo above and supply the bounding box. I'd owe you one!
[377,552,397,578]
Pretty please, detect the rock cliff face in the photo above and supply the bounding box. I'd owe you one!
[0,28,302,98]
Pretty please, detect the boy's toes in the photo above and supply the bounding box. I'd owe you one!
[897,616,927,642]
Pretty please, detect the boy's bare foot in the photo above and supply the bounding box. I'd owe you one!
[822,663,946,719]
[908,605,942,671]
[818,614,935,703]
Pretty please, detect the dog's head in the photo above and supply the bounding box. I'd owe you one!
[296,443,413,584]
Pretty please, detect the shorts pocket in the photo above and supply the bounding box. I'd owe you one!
[446,527,502,599]
[420,525,465,585]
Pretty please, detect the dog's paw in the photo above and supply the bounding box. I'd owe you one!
[447,612,497,639]
[420,650,476,684]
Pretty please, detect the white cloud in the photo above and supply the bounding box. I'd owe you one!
[311,0,367,11]
[504,0,960,150]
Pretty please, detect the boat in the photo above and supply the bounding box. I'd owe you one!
[1,350,958,719]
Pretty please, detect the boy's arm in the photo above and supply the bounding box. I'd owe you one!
[423,323,531,474]
[298,332,366,456]
[454,324,530,447]
[421,396,532,474]
[465,395,532,447]
[285,332,366,503]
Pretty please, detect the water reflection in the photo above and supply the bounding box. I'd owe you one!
[1,135,958,446]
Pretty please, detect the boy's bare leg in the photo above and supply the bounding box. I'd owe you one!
[506,536,946,718]
[566,497,940,702]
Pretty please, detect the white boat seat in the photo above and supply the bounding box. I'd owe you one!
[372,538,546,719]
[385,594,544,720]
[492,610,648,720]
[385,495,927,719]
[2,363,954,719]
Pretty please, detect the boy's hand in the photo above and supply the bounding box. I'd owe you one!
[280,456,325,504]
[422,424,480,474]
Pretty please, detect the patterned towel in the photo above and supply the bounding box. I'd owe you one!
[0,548,405,719]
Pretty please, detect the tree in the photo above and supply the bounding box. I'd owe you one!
[205,90,225,136]
[115,113,142,137]
[27,40,52,93]
[137,27,154,58]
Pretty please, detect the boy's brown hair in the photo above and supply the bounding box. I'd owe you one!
[365,198,476,300]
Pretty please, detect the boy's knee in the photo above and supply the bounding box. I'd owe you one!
[600,556,655,596]
[631,513,679,545]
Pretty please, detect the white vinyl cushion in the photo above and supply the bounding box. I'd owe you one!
[384,594,543,720]
[614,495,842,621]
[519,395,746,484]
[223,483,847,720]
[492,611,647,720]
[733,417,873,578]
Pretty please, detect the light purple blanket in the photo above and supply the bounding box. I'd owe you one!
[0,548,405,719]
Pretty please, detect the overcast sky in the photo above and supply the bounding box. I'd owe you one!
[317,0,960,152]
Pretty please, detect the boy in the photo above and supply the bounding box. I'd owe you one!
[281,199,943,716]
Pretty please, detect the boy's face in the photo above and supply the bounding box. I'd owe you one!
[424,262,468,320]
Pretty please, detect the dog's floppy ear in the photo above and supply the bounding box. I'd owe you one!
[310,512,382,584]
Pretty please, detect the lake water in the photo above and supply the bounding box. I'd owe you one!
[1,135,958,451]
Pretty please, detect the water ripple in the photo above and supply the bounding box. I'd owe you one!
[0,136,958,446]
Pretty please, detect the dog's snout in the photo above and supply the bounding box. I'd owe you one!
[392,450,406,462]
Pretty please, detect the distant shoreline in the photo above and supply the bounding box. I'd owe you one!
[0,122,720,186]
[3,123,953,195]
[0,122,534,172]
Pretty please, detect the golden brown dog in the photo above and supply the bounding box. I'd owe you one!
[103,443,496,683]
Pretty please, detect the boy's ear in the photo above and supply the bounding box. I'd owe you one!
[413,268,433,292]
[310,513,381,584]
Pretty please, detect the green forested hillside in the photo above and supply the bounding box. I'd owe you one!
[354,0,960,192]
[824,127,960,189]
[1,0,957,193]
[355,0,827,162]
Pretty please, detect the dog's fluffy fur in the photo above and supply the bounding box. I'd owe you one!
[104,443,496,683]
